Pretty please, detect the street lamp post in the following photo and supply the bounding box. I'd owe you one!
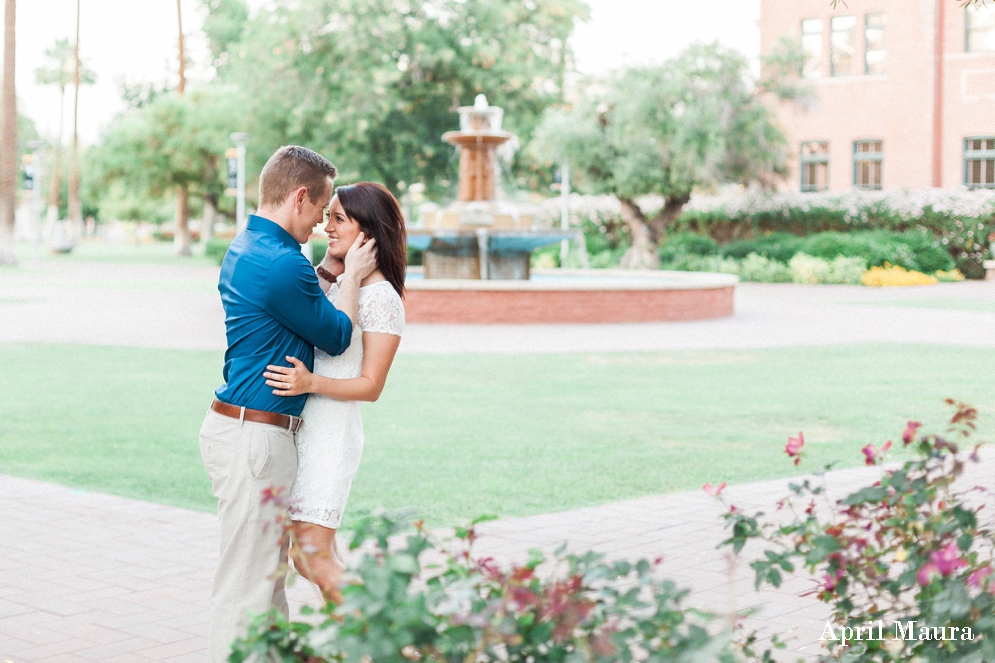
[25,140,44,257]
[229,132,249,233]
[559,161,570,266]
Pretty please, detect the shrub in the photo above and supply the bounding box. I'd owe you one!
[934,269,966,282]
[204,237,232,265]
[663,253,740,274]
[737,253,792,283]
[677,189,994,276]
[659,231,719,263]
[712,402,995,662]
[789,253,831,284]
[722,233,803,263]
[826,255,868,284]
[230,512,739,663]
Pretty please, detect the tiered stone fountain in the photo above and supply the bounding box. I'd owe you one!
[402,95,738,323]
[407,95,574,280]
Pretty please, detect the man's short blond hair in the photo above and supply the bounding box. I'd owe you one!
[258,146,338,208]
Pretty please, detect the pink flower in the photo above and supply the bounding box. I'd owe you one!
[933,542,968,575]
[703,482,727,497]
[785,433,804,465]
[861,444,878,465]
[917,562,939,585]
[918,542,968,584]
[967,567,993,588]
[881,440,892,454]
[902,421,923,446]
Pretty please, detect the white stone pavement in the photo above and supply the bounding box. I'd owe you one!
[2,256,995,662]
[0,257,993,352]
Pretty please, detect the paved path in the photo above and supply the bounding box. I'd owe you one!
[3,450,995,662]
[1,257,994,352]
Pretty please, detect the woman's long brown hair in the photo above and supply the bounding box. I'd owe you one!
[335,182,407,297]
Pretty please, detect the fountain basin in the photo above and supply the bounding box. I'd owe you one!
[404,269,737,323]
[409,229,578,280]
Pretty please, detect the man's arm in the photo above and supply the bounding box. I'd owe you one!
[262,252,353,357]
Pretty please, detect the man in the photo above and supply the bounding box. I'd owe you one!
[198,145,377,663]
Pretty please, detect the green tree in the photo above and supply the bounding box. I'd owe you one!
[218,0,588,198]
[92,89,239,236]
[532,43,791,269]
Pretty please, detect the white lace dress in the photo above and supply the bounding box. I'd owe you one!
[289,280,405,529]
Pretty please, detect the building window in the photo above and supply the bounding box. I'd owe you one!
[865,13,886,73]
[966,3,995,52]
[800,142,829,192]
[801,18,824,79]
[831,15,857,76]
[853,140,883,189]
[965,137,995,188]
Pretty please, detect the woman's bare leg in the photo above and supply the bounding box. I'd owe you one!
[290,521,343,603]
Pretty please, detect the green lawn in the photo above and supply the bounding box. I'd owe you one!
[1,343,991,527]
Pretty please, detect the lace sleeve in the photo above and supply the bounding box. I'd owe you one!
[359,284,405,336]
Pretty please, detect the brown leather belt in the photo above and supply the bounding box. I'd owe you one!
[211,399,303,433]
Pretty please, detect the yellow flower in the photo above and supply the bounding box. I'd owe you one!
[862,264,938,287]
[894,548,907,562]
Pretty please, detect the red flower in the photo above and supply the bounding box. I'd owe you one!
[260,485,286,506]
[902,420,923,445]
[861,444,878,465]
[881,440,892,454]
[785,433,804,465]
[703,482,727,497]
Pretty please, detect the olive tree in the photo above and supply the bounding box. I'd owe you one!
[532,43,794,269]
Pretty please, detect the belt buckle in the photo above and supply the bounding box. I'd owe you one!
[288,415,301,433]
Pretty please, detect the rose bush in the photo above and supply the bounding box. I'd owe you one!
[711,401,995,662]
[230,512,740,663]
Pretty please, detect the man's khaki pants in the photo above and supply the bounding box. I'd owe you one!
[199,408,298,663]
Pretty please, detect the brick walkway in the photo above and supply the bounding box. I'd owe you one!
[4,450,994,662]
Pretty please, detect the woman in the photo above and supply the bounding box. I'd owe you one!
[263,182,406,599]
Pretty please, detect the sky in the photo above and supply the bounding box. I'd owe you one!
[16,0,762,145]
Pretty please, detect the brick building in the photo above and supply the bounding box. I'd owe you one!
[760,0,995,192]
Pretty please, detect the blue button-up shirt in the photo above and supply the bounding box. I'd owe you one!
[214,215,353,416]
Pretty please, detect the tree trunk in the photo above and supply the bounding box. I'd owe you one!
[67,0,82,243]
[618,197,659,270]
[201,195,217,244]
[176,0,185,94]
[174,184,191,256]
[645,193,691,245]
[172,0,190,257]
[0,0,16,266]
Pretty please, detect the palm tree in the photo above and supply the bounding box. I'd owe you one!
[67,0,83,243]
[0,0,16,266]
[35,37,94,240]
[173,0,191,256]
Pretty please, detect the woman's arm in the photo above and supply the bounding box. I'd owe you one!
[264,332,401,402]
